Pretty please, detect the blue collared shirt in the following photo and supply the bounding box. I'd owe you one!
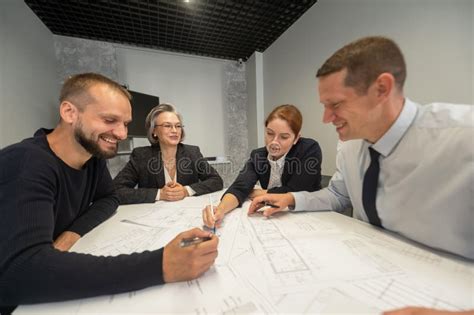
[292,99,474,259]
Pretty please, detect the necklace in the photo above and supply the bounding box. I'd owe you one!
[161,153,176,179]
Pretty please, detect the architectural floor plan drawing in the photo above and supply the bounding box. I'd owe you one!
[16,192,474,314]
[238,208,473,313]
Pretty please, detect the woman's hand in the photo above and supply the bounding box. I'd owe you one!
[160,181,189,201]
[202,193,239,229]
[248,189,267,200]
[202,204,225,229]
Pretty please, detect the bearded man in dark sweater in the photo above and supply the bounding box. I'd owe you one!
[0,73,218,310]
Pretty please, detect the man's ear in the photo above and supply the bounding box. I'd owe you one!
[59,101,79,124]
[374,73,394,99]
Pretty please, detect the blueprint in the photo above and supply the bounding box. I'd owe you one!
[16,191,474,314]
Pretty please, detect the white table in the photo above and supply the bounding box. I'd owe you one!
[16,191,474,314]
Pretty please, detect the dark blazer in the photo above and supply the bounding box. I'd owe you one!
[113,143,223,204]
[225,137,322,206]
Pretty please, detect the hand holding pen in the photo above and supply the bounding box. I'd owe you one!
[208,195,217,233]
[180,236,212,247]
[163,228,218,283]
[202,203,224,229]
[248,193,295,217]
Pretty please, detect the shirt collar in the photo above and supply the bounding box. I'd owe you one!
[267,153,287,168]
[371,98,418,157]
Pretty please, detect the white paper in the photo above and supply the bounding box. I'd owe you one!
[16,195,474,314]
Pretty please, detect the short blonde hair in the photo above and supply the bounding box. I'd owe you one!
[60,73,131,110]
[145,103,185,145]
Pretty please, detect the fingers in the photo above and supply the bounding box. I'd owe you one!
[160,186,172,200]
[160,185,186,201]
[248,201,283,217]
[195,234,219,255]
[199,248,219,265]
[163,228,218,283]
[202,205,215,228]
[383,307,421,315]
[248,197,266,214]
[383,307,462,315]
[178,228,218,256]
[165,193,185,201]
[213,208,225,227]
[202,204,226,228]
[166,181,176,188]
[180,227,213,240]
[190,237,219,277]
[249,193,295,217]
[262,205,284,217]
[191,250,219,278]
[166,182,183,190]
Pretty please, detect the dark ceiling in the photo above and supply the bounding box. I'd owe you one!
[25,0,317,61]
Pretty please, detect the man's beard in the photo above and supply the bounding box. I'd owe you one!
[74,125,118,159]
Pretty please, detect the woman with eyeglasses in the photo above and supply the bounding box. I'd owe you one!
[202,104,322,228]
[113,103,223,204]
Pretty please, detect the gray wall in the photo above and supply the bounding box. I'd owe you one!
[223,60,249,187]
[472,1,474,104]
[246,54,258,152]
[263,0,473,175]
[246,52,265,151]
[0,0,58,148]
[116,46,228,157]
[54,36,118,83]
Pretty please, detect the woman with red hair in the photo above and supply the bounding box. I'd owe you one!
[203,104,322,228]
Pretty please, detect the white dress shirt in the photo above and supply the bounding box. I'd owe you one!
[292,99,474,259]
[267,153,287,190]
[156,166,196,200]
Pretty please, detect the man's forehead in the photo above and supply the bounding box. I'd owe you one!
[319,69,347,86]
[87,83,120,99]
[318,70,350,98]
[84,86,131,115]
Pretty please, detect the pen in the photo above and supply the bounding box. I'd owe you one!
[180,236,212,247]
[120,219,154,228]
[259,202,279,208]
[209,195,216,234]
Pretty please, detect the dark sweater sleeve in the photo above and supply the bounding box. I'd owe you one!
[0,150,164,305]
[267,139,322,194]
[224,152,260,207]
[188,147,223,195]
[113,149,158,204]
[68,163,119,236]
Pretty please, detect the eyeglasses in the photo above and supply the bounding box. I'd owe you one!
[156,124,184,130]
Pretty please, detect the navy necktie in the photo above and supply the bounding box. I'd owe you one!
[362,147,382,227]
